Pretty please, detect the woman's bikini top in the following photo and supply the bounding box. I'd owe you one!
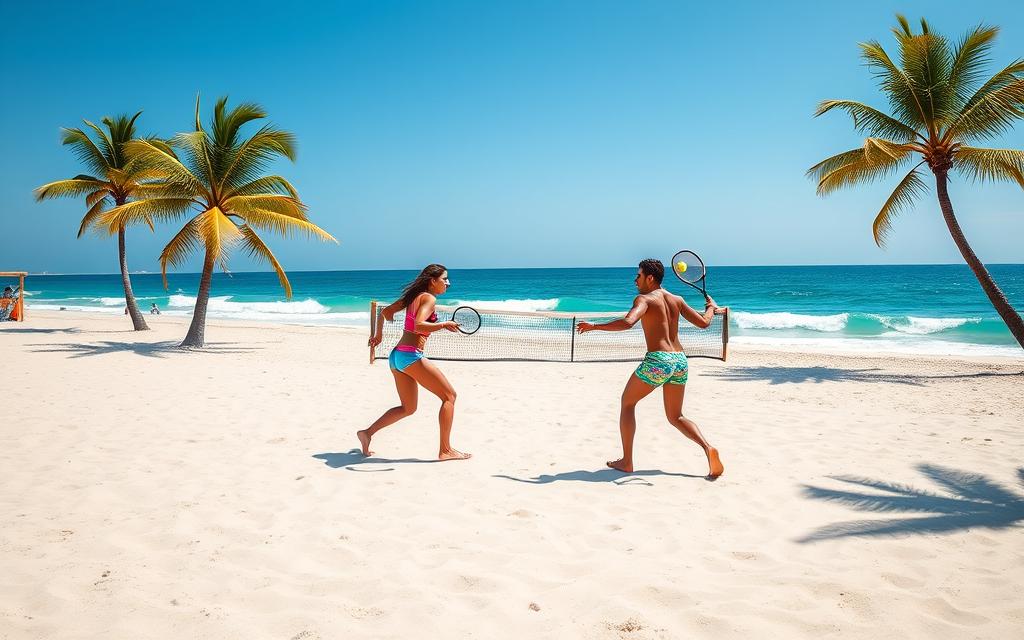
[404,296,438,336]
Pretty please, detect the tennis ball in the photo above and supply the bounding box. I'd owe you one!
[676,261,687,273]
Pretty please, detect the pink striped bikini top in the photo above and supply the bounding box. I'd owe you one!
[404,296,438,336]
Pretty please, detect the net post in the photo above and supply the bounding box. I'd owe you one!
[721,307,729,361]
[369,301,377,365]
[570,315,576,362]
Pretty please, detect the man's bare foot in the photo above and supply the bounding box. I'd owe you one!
[357,430,374,456]
[706,447,724,478]
[439,448,471,461]
[606,458,633,473]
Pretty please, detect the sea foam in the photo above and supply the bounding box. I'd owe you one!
[168,295,329,314]
[732,311,849,332]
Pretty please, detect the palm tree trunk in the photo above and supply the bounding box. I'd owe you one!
[180,250,215,348]
[118,225,149,331]
[934,171,1024,350]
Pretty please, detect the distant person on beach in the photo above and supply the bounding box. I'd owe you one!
[362,264,470,461]
[150,303,160,315]
[0,286,15,321]
[576,258,725,478]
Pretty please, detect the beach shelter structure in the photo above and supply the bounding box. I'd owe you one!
[0,271,27,321]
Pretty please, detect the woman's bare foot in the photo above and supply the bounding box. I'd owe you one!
[706,447,724,478]
[438,448,471,461]
[606,458,633,473]
[357,430,374,456]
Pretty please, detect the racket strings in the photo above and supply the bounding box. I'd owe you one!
[672,251,705,284]
[452,307,482,334]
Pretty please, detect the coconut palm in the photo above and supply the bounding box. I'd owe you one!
[100,96,336,348]
[808,16,1024,350]
[35,112,164,330]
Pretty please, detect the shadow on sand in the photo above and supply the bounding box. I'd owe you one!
[28,340,258,358]
[313,450,441,471]
[798,464,1024,542]
[0,326,82,334]
[494,468,705,486]
[707,366,1022,387]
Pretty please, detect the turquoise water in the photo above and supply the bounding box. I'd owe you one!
[12,264,1024,357]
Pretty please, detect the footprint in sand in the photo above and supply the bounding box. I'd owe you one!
[605,618,644,633]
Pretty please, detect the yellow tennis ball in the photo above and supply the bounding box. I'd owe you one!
[676,261,687,273]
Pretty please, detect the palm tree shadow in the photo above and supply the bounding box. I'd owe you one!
[313,450,441,471]
[28,340,257,358]
[798,464,1024,542]
[708,366,1022,386]
[494,468,705,485]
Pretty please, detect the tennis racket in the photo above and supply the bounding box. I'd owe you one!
[671,250,711,302]
[450,305,481,335]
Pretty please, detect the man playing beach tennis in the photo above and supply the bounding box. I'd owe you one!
[577,259,724,478]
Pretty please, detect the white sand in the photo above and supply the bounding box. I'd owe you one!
[2,311,1023,639]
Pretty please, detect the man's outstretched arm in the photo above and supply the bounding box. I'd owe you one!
[680,295,721,329]
[577,297,647,333]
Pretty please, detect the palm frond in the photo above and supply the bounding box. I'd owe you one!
[34,176,107,201]
[59,128,110,175]
[100,112,142,166]
[123,139,206,196]
[948,25,999,112]
[814,100,922,141]
[810,139,915,195]
[145,137,177,158]
[226,175,300,199]
[898,31,955,126]
[212,98,267,148]
[169,131,216,190]
[807,149,865,182]
[219,126,297,190]
[127,182,195,200]
[873,164,929,246]
[953,147,1024,188]
[77,198,111,238]
[100,197,195,234]
[860,40,930,131]
[224,194,307,220]
[81,119,118,168]
[946,61,1024,141]
[237,224,292,297]
[160,215,204,289]
[85,188,112,208]
[230,207,337,243]
[197,206,244,271]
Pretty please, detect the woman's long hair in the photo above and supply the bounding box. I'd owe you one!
[400,264,447,309]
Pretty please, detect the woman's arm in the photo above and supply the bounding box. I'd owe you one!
[369,299,405,346]
[414,295,458,334]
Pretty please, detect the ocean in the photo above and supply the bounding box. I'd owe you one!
[13,264,1024,357]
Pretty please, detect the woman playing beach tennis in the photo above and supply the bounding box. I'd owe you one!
[361,264,471,460]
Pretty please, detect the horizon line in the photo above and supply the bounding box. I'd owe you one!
[17,262,1024,277]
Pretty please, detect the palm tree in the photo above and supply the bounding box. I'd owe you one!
[808,16,1024,350]
[100,96,336,348]
[35,112,163,330]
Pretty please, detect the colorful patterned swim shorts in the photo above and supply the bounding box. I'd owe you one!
[634,351,689,386]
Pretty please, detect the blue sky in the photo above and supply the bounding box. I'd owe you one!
[1,0,1022,274]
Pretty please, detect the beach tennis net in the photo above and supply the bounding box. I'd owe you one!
[369,302,729,363]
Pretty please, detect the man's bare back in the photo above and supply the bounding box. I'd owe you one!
[636,289,683,352]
